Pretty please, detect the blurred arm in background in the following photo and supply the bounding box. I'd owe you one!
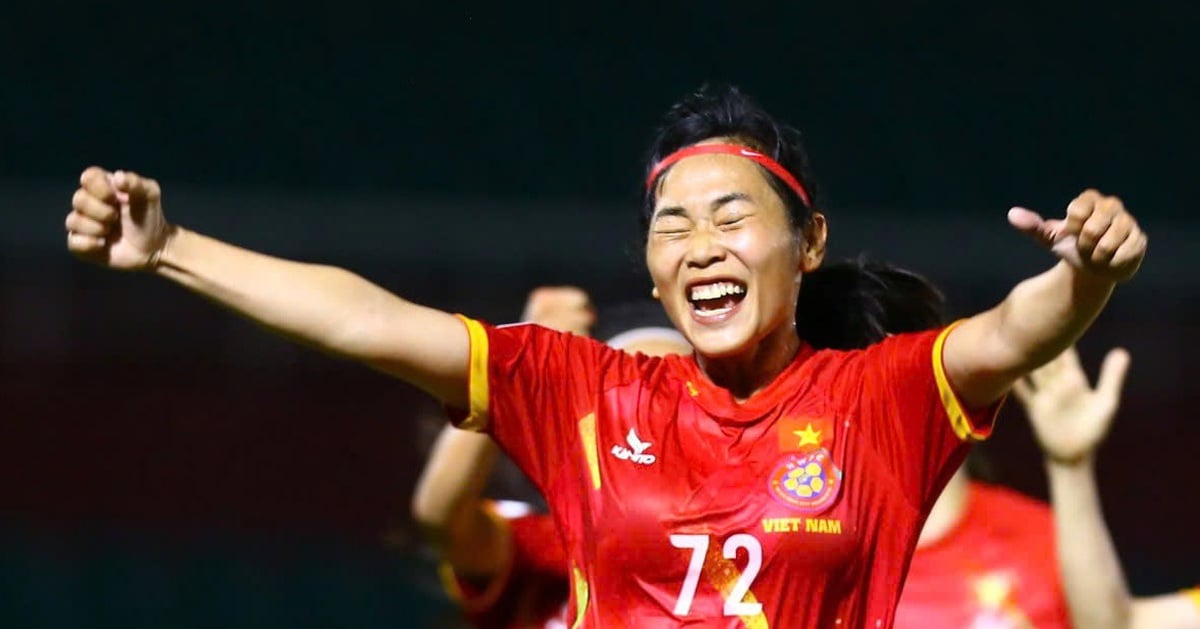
[1014,346,1200,629]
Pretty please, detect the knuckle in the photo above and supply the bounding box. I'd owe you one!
[146,178,162,199]
[79,166,104,184]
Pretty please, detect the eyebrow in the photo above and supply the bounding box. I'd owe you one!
[652,192,752,222]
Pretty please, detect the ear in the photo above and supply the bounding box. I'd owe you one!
[799,212,827,273]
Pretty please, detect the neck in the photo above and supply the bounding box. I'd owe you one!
[916,466,970,548]
[697,325,801,401]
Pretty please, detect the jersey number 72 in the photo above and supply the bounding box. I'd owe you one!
[670,533,764,617]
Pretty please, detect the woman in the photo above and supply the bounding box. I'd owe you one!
[64,85,1146,627]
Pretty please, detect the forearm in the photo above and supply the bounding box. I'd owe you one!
[1046,458,1133,629]
[154,227,468,402]
[413,427,509,576]
[947,261,1115,406]
[413,428,499,540]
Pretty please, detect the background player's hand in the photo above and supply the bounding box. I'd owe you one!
[1012,345,1131,465]
[65,167,173,271]
[521,286,595,336]
[1007,189,1146,283]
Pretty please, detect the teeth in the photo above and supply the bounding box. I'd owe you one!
[689,281,745,301]
[695,305,733,317]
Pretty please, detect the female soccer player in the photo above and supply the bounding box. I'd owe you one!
[64,85,1146,627]
[1014,346,1200,629]
[413,288,689,628]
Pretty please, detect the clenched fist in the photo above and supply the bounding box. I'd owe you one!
[1008,189,1147,283]
[521,286,595,336]
[65,167,173,270]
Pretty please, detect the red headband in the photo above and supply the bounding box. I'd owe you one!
[645,143,812,207]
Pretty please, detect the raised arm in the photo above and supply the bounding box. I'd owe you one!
[1013,346,1132,629]
[1016,347,1200,629]
[943,189,1147,407]
[65,168,469,406]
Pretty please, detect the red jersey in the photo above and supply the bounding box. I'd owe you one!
[441,501,570,628]
[895,482,1070,629]
[452,317,998,628]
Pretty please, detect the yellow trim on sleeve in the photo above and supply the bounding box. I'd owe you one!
[578,413,602,491]
[1186,587,1200,613]
[571,564,590,629]
[455,315,491,432]
[932,321,993,442]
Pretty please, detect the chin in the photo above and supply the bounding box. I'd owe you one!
[687,326,756,360]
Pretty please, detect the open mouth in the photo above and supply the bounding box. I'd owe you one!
[686,279,748,322]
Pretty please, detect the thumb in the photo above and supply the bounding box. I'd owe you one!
[111,170,162,205]
[1097,347,1132,400]
[1009,207,1078,260]
[1007,207,1048,235]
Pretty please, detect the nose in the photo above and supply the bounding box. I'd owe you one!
[684,224,726,269]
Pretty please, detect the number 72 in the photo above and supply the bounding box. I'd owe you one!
[669,533,763,617]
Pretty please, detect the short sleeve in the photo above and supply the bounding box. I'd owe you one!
[448,316,611,493]
[854,323,1003,509]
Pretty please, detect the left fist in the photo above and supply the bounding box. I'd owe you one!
[1008,189,1147,282]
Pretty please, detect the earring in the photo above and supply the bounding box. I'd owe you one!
[651,287,660,300]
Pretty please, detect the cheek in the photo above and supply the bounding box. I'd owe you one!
[645,244,679,285]
[736,231,799,277]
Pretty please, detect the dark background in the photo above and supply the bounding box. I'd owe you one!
[2,2,1197,626]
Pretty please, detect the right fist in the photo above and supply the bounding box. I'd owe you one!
[520,286,595,336]
[65,167,173,270]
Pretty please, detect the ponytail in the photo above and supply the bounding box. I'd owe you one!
[795,256,947,351]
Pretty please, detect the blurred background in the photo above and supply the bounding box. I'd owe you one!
[2,2,1197,627]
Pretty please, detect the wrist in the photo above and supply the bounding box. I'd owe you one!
[1063,258,1122,290]
[150,224,181,273]
[1045,453,1096,473]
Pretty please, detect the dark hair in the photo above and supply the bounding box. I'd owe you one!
[641,84,821,239]
[641,85,944,350]
[796,256,948,350]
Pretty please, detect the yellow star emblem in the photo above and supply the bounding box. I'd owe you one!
[793,422,822,447]
[972,572,1013,609]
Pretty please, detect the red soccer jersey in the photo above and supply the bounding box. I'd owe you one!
[894,482,1070,629]
[441,501,570,628]
[452,317,999,628]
